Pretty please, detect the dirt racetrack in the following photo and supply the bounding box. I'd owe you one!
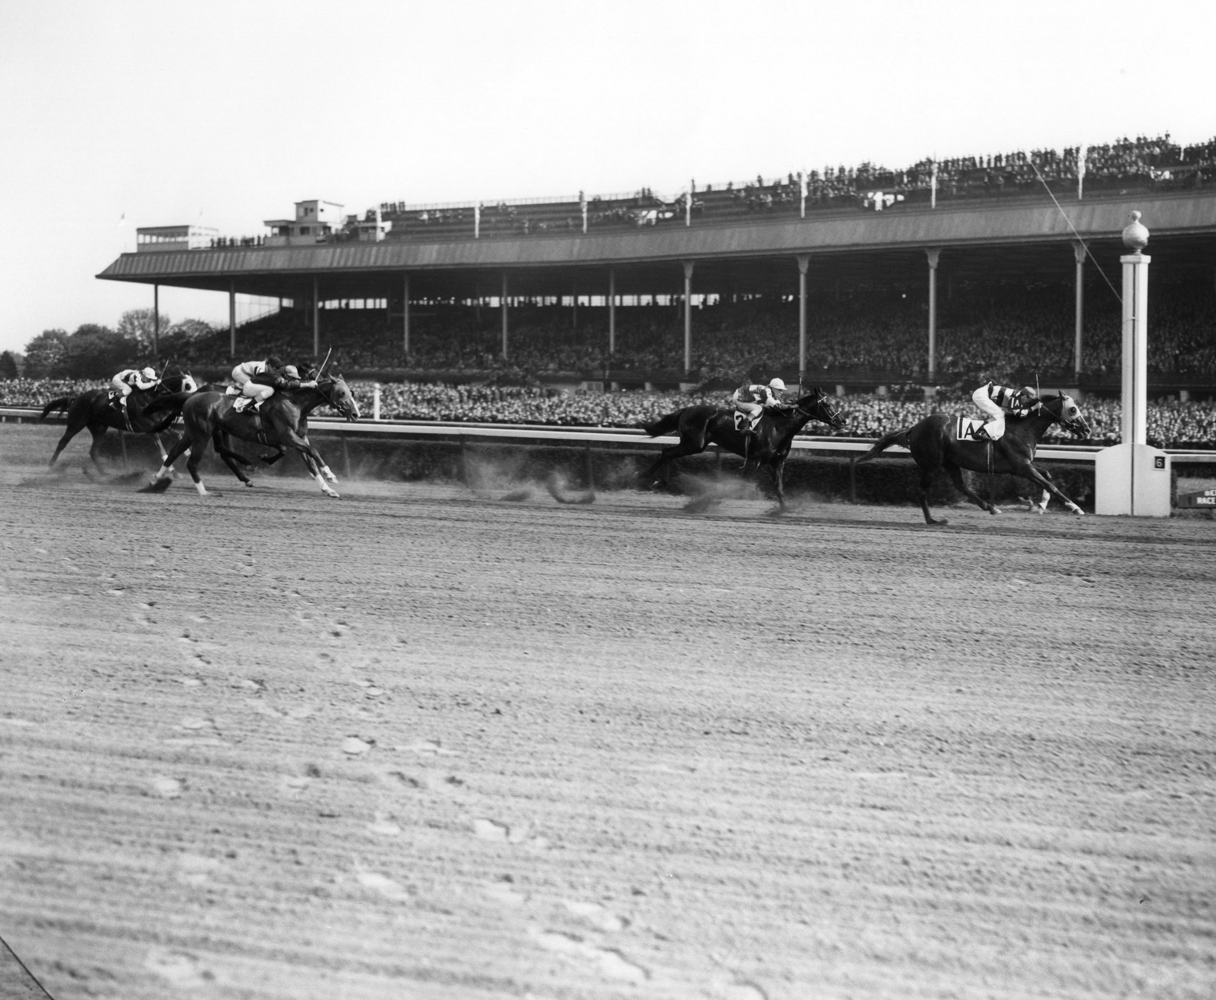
[1,428,1214,1000]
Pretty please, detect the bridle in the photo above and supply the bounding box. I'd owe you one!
[309,376,356,419]
[796,389,842,428]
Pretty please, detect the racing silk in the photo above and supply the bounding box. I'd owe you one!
[732,382,787,432]
[249,368,303,393]
[976,381,1024,410]
[114,368,158,391]
[971,382,1027,442]
[231,360,269,385]
[732,383,783,409]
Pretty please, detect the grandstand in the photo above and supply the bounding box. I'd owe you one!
[95,133,1216,395]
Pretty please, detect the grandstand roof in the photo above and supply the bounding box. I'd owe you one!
[98,190,1216,300]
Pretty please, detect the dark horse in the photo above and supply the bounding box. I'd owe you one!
[143,376,360,497]
[639,388,846,506]
[40,372,199,473]
[854,392,1092,524]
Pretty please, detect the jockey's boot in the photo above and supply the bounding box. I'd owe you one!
[973,422,994,442]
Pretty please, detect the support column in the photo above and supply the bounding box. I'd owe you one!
[682,261,695,373]
[1073,242,1085,380]
[228,280,236,357]
[501,272,509,359]
[925,249,941,379]
[312,276,320,357]
[608,268,616,356]
[402,272,410,355]
[796,255,809,381]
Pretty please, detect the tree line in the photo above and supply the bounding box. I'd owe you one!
[2,310,217,380]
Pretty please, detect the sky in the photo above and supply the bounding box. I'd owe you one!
[1,0,1213,355]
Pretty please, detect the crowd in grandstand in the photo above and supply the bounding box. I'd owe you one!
[4,377,1213,448]
[363,134,1216,241]
[95,283,1211,382]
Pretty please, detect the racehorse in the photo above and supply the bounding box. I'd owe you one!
[854,392,1092,524]
[143,376,360,497]
[639,388,845,506]
[40,371,199,474]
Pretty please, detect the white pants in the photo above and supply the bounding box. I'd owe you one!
[231,366,254,386]
[111,377,133,400]
[241,382,274,402]
[972,388,1005,440]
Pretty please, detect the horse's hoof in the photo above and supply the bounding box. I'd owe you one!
[244,481,254,488]
[989,506,1002,515]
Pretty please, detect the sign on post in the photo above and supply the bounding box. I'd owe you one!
[1178,488,1216,508]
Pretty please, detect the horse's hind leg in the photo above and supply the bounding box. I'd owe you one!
[48,417,85,467]
[86,424,110,475]
[213,429,253,486]
[917,465,944,525]
[944,461,999,515]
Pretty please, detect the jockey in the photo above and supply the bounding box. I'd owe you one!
[233,362,316,412]
[110,367,160,414]
[732,377,793,435]
[230,354,284,392]
[972,381,1038,441]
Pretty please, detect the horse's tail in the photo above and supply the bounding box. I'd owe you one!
[143,390,193,419]
[854,427,912,465]
[640,410,682,438]
[40,397,73,419]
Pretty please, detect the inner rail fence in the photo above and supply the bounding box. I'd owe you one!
[7,407,1214,504]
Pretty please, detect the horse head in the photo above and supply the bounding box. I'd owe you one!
[1046,392,1091,438]
[319,375,360,422]
[162,369,198,394]
[796,387,846,431]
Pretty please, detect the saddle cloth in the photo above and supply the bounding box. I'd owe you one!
[956,415,990,442]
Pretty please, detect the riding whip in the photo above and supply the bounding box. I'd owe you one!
[315,346,333,380]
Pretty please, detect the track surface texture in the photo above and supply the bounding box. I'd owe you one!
[1,456,1214,1000]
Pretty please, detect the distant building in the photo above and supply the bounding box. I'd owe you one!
[264,199,388,245]
[136,224,219,252]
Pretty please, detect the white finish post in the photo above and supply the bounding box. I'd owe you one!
[926,249,940,379]
[152,283,159,358]
[682,261,695,372]
[402,273,410,355]
[1121,241,1149,447]
[796,255,809,380]
[312,276,320,357]
[1073,243,1085,380]
[373,383,381,421]
[501,272,509,360]
[608,268,616,356]
[1095,211,1170,516]
[228,280,236,357]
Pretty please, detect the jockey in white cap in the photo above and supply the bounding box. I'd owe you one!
[972,381,1038,441]
[732,377,793,435]
[111,366,160,417]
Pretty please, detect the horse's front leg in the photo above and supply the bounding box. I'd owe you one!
[1019,462,1084,515]
[771,456,787,507]
[282,430,339,497]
